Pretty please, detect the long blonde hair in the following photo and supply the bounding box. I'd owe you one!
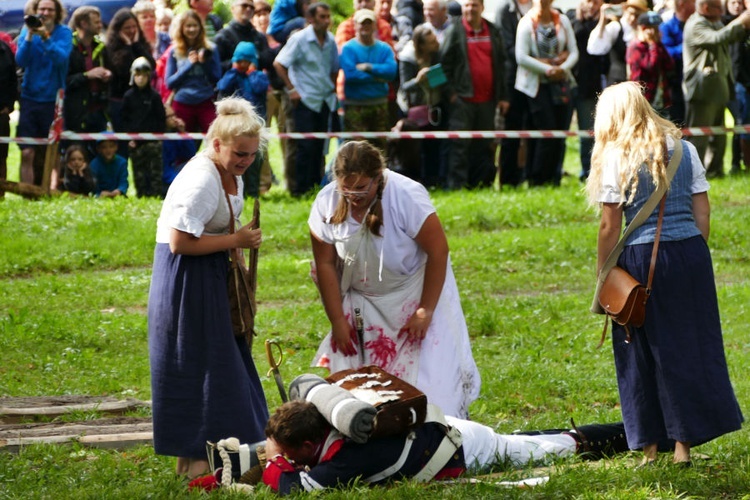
[172,10,210,57]
[329,141,385,236]
[585,82,681,207]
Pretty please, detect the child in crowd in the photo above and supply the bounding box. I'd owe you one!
[625,12,674,118]
[155,7,173,58]
[217,42,269,119]
[90,136,129,197]
[161,103,197,196]
[267,0,307,46]
[216,42,267,198]
[122,57,167,198]
[61,144,95,196]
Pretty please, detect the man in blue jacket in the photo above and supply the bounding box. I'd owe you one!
[16,0,73,185]
[340,8,397,151]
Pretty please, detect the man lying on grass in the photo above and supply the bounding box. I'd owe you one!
[257,400,627,495]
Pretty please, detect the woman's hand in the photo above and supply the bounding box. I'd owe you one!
[640,26,659,44]
[398,307,432,342]
[551,50,569,66]
[120,31,134,45]
[87,66,112,82]
[330,316,357,356]
[416,66,430,84]
[600,3,619,22]
[235,224,262,249]
[546,66,566,81]
[188,50,200,64]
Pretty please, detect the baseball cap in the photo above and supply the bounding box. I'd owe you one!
[353,8,377,24]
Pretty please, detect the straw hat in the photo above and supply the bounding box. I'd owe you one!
[623,0,649,13]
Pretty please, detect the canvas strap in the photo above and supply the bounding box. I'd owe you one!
[591,139,683,314]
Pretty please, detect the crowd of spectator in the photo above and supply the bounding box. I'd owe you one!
[2,0,750,199]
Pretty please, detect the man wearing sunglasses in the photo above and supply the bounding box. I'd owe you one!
[215,0,275,74]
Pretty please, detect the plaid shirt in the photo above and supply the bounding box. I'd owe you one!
[626,40,675,108]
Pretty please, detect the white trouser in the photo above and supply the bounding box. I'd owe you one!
[446,417,576,471]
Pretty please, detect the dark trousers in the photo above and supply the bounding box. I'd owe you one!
[293,101,329,196]
[0,113,8,196]
[526,84,569,187]
[418,102,449,188]
[668,80,686,127]
[686,98,727,177]
[280,91,297,194]
[447,98,497,189]
[130,141,164,198]
[575,93,597,180]
[500,88,534,187]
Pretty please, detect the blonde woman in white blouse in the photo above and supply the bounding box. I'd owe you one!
[148,97,269,479]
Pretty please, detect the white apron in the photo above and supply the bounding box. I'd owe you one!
[313,217,481,418]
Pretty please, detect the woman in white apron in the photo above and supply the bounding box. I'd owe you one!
[308,141,480,418]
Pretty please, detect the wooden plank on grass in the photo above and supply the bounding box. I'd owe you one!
[0,417,153,453]
[78,432,154,449]
[1,432,154,453]
[0,396,151,424]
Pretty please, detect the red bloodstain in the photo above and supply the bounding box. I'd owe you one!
[399,300,419,325]
[317,355,331,369]
[329,312,356,353]
[365,325,396,367]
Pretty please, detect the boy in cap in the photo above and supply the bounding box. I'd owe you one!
[217,41,269,198]
[121,56,167,197]
[90,133,128,198]
[217,41,270,118]
[626,11,674,117]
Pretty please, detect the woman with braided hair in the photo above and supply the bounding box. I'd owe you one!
[308,141,480,419]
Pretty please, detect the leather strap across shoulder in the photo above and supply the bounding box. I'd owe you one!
[590,139,683,314]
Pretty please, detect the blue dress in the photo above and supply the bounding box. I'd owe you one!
[610,140,743,449]
[148,246,269,457]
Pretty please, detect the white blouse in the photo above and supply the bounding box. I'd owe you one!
[308,169,436,276]
[156,152,244,244]
[597,137,710,204]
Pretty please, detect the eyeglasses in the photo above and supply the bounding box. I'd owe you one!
[238,3,255,9]
[337,175,378,199]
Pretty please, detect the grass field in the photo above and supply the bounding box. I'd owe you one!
[1,134,750,499]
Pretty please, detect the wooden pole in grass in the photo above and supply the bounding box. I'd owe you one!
[40,89,65,194]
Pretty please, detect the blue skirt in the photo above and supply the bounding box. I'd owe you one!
[612,236,743,450]
[148,243,269,458]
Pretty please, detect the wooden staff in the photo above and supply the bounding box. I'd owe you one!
[246,198,260,349]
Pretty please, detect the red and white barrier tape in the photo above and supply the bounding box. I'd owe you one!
[1,126,747,144]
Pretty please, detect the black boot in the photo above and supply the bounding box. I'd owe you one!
[567,418,629,460]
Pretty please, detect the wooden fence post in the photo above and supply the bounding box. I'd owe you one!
[41,89,65,194]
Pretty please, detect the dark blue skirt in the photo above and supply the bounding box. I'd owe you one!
[148,243,269,458]
[612,236,743,449]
